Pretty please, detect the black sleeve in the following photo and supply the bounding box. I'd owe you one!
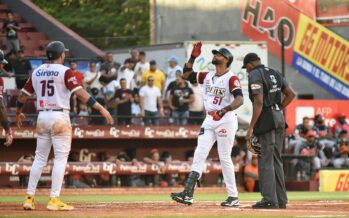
[232,89,243,97]
[188,72,198,84]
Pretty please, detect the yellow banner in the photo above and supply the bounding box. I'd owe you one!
[294,14,349,85]
[319,170,349,192]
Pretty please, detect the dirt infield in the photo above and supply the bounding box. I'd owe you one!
[1,201,349,217]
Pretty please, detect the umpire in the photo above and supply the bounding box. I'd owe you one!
[243,53,296,209]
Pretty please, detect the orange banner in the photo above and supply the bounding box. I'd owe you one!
[241,0,300,64]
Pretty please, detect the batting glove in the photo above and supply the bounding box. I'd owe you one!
[191,42,202,58]
[208,108,228,121]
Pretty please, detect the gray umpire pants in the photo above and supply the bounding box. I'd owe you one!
[258,110,288,206]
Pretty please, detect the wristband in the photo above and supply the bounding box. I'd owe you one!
[223,105,233,112]
[1,121,9,131]
[189,56,196,64]
[87,96,97,107]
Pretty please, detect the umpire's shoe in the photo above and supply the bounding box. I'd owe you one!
[252,200,278,209]
[221,196,239,207]
[171,171,200,205]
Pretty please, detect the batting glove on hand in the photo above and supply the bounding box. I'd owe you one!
[208,108,228,121]
[4,129,13,147]
[191,42,202,58]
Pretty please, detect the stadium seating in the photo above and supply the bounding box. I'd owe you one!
[0,5,48,56]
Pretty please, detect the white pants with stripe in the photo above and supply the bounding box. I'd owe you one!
[27,111,72,197]
[191,112,239,197]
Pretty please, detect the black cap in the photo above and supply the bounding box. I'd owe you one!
[242,53,260,68]
[212,48,234,67]
[46,41,69,60]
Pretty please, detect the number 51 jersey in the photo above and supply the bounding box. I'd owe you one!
[197,70,241,112]
[22,63,82,110]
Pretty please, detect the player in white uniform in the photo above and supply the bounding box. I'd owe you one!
[171,42,244,207]
[16,41,113,211]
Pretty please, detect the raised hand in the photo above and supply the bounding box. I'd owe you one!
[191,42,202,58]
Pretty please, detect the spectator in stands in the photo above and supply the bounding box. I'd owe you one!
[160,151,176,187]
[165,56,182,96]
[129,48,139,68]
[18,154,34,188]
[314,114,335,148]
[69,59,84,83]
[141,60,165,93]
[298,130,328,175]
[333,114,349,138]
[133,51,149,89]
[4,50,16,74]
[143,148,165,186]
[117,58,135,89]
[188,82,205,125]
[115,78,133,126]
[131,88,141,117]
[89,88,106,125]
[244,155,259,192]
[84,60,102,91]
[139,76,164,126]
[99,76,119,116]
[290,117,316,154]
[2,12,21,53]
[168,75,194,125]
[13,49,32,89]
[333,130,349,168]
[100,52,120,83]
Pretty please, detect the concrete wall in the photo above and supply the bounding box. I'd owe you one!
[2,0,104,58]
[153,0,339,99]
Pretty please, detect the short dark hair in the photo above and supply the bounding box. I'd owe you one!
[124,58,132,64]
[120,78,126,82]
[69,59,76,64]
[339,130,348,136]
[139,51,146,56]
[89,59,96,65]
[149,60,156,65]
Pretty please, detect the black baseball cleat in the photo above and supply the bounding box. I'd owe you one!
[221,196,239,207]
[171,191,193,205]
[252,200,278,209]
[279,204,287,209]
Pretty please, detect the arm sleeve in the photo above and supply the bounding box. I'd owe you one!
[22,77,34,96]
[248,71,263,96]
[197,72,208,84]
[64,69,82,93]
[139,87,145,97]
[229,76,243,97]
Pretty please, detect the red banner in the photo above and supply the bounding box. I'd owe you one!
[241,0,300,64]
[1,126,200,139]
[285,100,349,135]
[0,162,222,176]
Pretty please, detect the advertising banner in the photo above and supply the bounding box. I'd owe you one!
[320,170,349,192]
[292,14,349,99]
[0,126,201,139]
[241,0,300,64]
[285,100,349,135]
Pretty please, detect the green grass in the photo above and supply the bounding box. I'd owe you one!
[1,191,349,203]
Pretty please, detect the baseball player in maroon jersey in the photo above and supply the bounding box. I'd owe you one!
[0,50,13,147]
[17,41,113,211]
[171,42,244,207]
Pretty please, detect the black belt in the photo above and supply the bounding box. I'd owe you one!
[38,109,64,112]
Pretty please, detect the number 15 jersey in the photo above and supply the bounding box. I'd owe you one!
[197,70,242,112]
[22,63,82,110]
